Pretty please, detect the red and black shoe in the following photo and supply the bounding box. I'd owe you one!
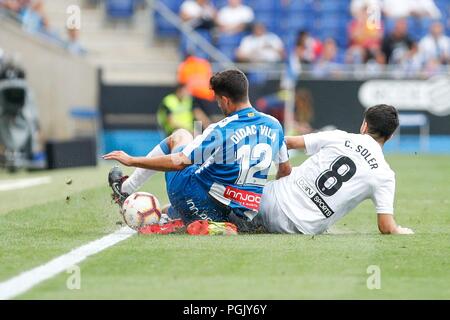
[186,220,238,236]
[108,166,129,207]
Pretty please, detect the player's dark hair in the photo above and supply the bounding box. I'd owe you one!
[364,104,399,141]
[209,69,249,103]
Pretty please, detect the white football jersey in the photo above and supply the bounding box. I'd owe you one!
[262,130,395,234]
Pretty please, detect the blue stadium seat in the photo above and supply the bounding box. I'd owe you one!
[154,11,179,37]
[281,30,301,51]
[318,0,350,14]
[254,10,278,31]
[408,17,433,41]
[106,0,136,18]
[285,14,310,31]
[281,0,315,12]
[335,49,346,64]
[382,17,397,35]
[246,0,277,11]
[217,32,245,59]
[213,0,229,9]
[319,15,346,29]
[164,0,183,11]
[435,0,449,10]
[180,29,212,59]
[217,33,245,46]
[217,44,237,60]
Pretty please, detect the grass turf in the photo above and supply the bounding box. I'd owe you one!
[0,154,449,299]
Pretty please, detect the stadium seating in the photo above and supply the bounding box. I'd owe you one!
[152,0,450,61]
[106,0,136,19]
[216,33,245,60]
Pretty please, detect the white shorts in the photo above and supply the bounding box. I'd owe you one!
[254,181,303,234]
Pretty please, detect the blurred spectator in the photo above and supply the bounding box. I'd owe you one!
[236,23,285,63]
[350,0,381,17]
[311,38,343,78]
[156,83,194,136]
[178,55,214,102]
[180,0,216,31]
[255,89,288,124]
[383,0,441,19]
[0,0,29,13]
[348,5,383,50]
[288,30,322,78]
[293,89,314,135]
[177,55,215,127]
[21,0,49,33]
[382,18,414,64]
[216,0,254,35]
[66,27,86,55]
[293,31,322,65]
[418,21,450,66]
[255,88,314,135]
[398,42,423,75]
[363,48,386,76]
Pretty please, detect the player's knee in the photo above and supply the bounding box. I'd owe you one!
[169,129,193,150]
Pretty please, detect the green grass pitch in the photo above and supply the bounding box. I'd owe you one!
[0,155,449,299]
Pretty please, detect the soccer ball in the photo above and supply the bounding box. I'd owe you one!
[122,192,161,229]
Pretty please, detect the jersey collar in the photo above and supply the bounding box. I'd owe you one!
[229,106,255,117]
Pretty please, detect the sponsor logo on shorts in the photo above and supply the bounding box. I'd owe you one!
[186,199,211,221]
[223,186,261,210]
[296,178,335,218]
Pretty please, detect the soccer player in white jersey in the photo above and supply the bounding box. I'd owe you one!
[252,104,414,235]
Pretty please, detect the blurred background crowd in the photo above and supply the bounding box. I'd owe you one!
[0,0,86,55]
[165,0,450,80]
[0,0,449,172]
[1,0,449,79]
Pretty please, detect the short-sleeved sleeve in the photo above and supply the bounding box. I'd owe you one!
[303,130,338,156]
[274,141,289,164]
[372,172,396,214]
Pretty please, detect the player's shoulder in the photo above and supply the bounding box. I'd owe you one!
[312,129,350,140]
[330,129,349,136]
[256,110,283,128]
[214,113,240,129]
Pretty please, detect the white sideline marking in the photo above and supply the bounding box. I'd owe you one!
[0,176,52,192]
[0,226,136,300]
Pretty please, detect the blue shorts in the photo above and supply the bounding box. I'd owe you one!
[165,147,230,224]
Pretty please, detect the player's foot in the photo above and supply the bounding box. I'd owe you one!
[108,166,129,207]
[138,218,185,235]
[186,220,238,236]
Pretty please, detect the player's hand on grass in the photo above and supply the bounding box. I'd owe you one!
[102,151,135,166]
[394,225,414,235]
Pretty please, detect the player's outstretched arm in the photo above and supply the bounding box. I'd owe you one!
[377,214,414,235]
[103,151,192,172]
[285,136,306,150]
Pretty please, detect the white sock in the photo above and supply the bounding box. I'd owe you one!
[121,144,167,194]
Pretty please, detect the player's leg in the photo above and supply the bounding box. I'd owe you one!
[108,129,193,205]
[252,182,303,234]
[122,129,193,194]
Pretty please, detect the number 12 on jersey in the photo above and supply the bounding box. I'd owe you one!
[236,143,273,186]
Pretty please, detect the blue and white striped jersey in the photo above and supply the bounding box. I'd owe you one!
[182,106,288,219]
